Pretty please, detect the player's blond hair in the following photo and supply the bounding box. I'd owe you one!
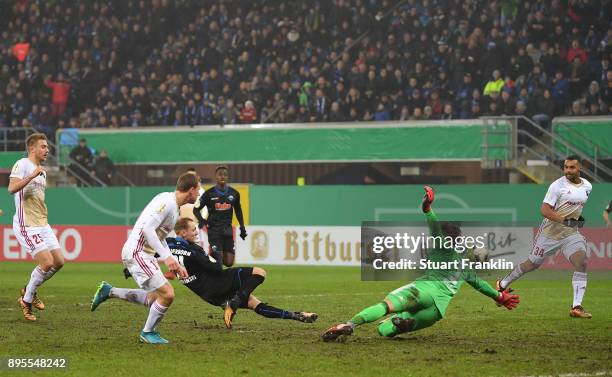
[176,172,199,192]
[26,133,47,149]
[174,217,194,233]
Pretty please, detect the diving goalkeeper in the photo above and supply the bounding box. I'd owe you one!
[322,186,520,341]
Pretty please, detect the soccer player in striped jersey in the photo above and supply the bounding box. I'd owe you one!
[9,133,64,322]
[90,173,200,344]
[498,156,593,318]
[322,186,519,341]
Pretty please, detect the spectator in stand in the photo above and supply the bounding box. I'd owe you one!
[0,0,610,130]
[532,89,555,129]
[68,138,93,186]
[240,100,257,124]
[45,73,71,118]
[329,102,345,122]
[483,70,505,97]
[92,149,115,186]
[566,40,588,64]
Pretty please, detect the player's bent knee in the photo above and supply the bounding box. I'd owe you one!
[247,295,261,309]
[39,260,54,272]
[383,298,395,313]
[156,284,175,305]
[35,251,54,271]
[223,253,235,267]
[569,251,587,272]
[253,267,266,277]
[53,259,65,270]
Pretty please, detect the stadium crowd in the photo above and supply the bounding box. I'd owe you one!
[0,0,610,133]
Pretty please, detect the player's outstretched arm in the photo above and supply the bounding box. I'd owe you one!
[422,186,443,237]
[465,272,520,310]
[142,214,187,279]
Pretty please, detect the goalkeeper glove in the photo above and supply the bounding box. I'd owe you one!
[239,226,248,240]
[495,290,520,310]
[422,186,435,213]
[563,216,585,228]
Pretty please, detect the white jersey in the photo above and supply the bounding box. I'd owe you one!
[540,176,592,240]
[123,192,179,258]
[10,158,48,227]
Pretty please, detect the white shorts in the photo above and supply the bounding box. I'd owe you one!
[122,247,167,292]
[12,222,60,256]
[529,233,587,265]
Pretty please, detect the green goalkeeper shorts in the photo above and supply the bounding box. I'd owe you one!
[385,281,438,313]
[379,281,442,337]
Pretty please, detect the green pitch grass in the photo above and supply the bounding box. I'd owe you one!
[0,263,610,377]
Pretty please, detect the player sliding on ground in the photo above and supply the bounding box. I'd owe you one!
[164,217,317,328]
[90,173,200,344]
[322,186,520,341]
[498,155,593,318]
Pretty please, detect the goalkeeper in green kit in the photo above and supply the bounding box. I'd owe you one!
[322,186,520,341]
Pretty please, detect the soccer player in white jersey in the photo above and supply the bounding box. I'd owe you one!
[90,172,200,344]
[9,133,64,322]
[498,156,593,318]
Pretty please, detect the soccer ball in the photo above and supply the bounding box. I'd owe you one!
[467,247,490,262]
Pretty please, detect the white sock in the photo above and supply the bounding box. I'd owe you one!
[572,272,587,308]
[142,300,168,332]
[109,288,151,306]
[23,266,46,303]
[500,264,524,289]
[43,267,58,282]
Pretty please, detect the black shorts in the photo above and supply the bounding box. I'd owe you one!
[200,267,254,307]
[208,233,235,254]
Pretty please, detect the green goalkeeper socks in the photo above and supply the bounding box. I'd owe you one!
[349,302,388,327]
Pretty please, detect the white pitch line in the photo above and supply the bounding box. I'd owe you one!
[513,371,610,377]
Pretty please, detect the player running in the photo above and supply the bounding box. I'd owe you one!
[161,217,317,328]
[90,173,200,344]
[193,165,246,267]
[322,186,520,341]
[498,156,593,318]
[9,133,64,321]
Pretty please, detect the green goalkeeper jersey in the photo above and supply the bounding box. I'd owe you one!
[414,210,499,316]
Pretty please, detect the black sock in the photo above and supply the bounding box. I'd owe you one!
[254,303,294,319]
[235,274,265,304]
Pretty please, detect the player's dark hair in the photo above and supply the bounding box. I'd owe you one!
[176,172,199,192]
[565,155,580,163]
[174,217,194,233]
[26,133,47,148]
[215,165,228,173]
[441,222,461,240]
